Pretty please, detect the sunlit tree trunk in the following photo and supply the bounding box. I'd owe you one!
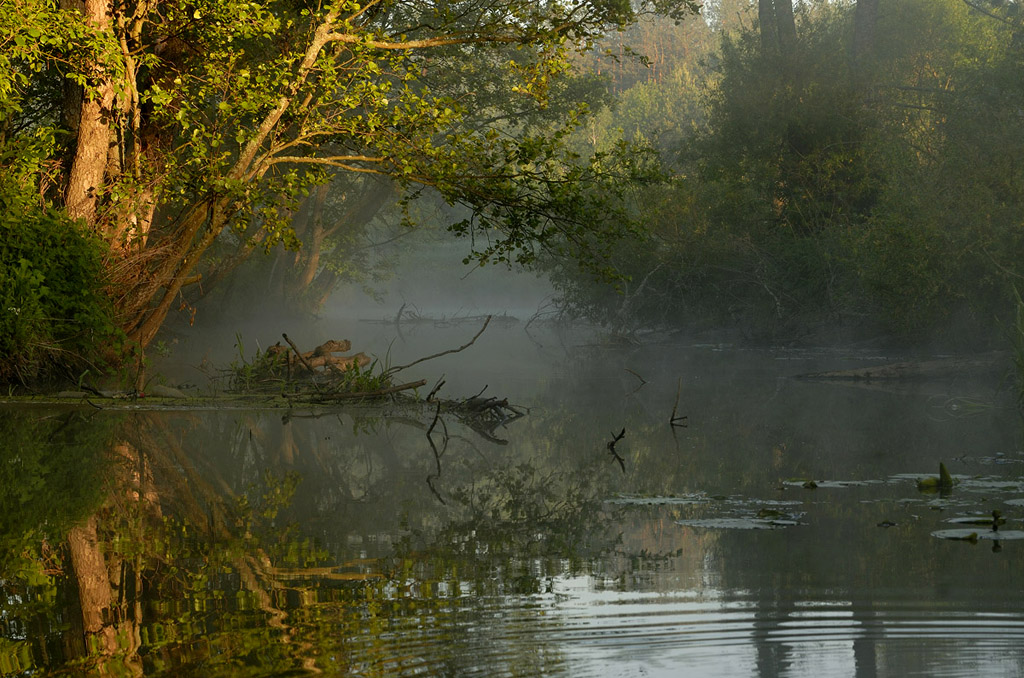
[279,178,394,313]
[64,0,116,229]
[290,184,331,293]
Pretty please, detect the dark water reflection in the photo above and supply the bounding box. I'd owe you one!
[3,329,1024,677]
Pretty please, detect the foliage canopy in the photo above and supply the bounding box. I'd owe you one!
[0,0,696,379]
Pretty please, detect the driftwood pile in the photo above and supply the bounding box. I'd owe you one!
[454,394,525,444]
[228,319,528,425]
[265,337,371,375]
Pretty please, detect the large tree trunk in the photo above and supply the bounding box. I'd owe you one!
[279,177,395,313]
[758,0,779,58]
[774,0,797,57]
[290,184,331,292]
[758,1,797,60]
[64,0,116,229]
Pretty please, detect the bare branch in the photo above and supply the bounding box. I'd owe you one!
[385,315,492,376]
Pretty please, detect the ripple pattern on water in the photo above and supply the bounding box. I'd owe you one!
[279,578,1024,677]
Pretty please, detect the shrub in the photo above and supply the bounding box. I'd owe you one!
[0,204,118,382]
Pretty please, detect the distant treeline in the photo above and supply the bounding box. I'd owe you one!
[550,0,1024,345]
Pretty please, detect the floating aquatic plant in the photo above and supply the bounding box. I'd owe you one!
[916,462,956,493]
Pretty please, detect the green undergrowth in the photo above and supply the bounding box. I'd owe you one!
[0,204,120,384]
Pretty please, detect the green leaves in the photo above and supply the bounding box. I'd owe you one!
[1,0,703,362]
[0,204,116,380]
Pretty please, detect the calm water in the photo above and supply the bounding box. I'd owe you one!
[2,324,1023,677]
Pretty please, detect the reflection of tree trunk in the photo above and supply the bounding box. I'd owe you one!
[64,522,144,675]
[67,517,118,647]
[139,414,321,672]
[751,595,796,678]
[60,418,326,674]
[64,441,152,676]
[281,419,298,465]
[853,636,879,677]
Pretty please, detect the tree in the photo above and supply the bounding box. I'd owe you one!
[1,0,698,366]
[552,0,1024,343]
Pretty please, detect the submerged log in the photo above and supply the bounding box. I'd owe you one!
[796,353,1007,381]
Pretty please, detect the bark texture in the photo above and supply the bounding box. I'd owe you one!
[65,0,116,228]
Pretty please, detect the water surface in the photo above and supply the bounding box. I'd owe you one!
[2,325,1023,677]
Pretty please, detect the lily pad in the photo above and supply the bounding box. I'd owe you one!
[961,479,1024,492]
[931,529,1024,541]
[608,494,708,506]
[947,512,1005,527]
[782,479,881,489]
[677,516,804,530]
[724,498,801,507]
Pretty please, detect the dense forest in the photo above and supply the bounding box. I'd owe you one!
[554,0,1024,346]
[2,0,1023,382]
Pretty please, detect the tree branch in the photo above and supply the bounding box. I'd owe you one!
[385,315,492,376]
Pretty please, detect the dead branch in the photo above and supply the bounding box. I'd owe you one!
[451,390,525,445]
[427,401,442,438]
[281,333,322,392]
[426,376,446,401]
[426,401,447,504]
[385,315,492,376]
[626,368,647,395]
[607,427,626,473]
[670,377,688,428]
[625,368,646,385]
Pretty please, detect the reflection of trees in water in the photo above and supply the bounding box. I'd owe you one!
[0,407,625,676]
[4,386,1023,676]
[530,343,1020,504]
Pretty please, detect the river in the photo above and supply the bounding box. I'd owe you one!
[2,319,1023,677]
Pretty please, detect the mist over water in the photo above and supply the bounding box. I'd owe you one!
[7,253,1024,676]
[7,230,1022,677]
[54,250,1024,678]
[35,323,1024,676]
[160,242,567,397]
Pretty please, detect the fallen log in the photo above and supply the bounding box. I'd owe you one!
[308,352,371,372]
[288,379,428,401]
[267,338,369,375]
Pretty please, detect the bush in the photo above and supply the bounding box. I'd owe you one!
[0,204,118,382]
